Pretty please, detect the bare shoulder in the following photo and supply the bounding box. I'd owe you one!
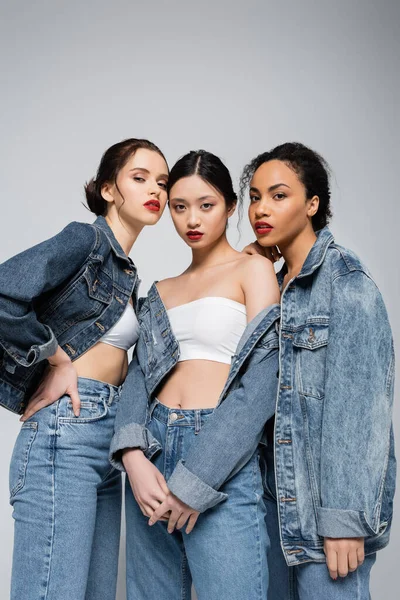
[155,274,186,299]
[238,253,276,279]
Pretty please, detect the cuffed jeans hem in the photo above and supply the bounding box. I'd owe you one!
[167,460,228,512]
[109,424,161,471]
[317,507,374,538]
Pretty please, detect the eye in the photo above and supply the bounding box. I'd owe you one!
[201,203,214,210]
[274,192,286,200]
[158,182,167,190]
[173,204,185,212]
[249,194,260,203]
[133,176,145,183]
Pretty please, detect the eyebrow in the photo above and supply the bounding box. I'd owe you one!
[129,167,169,179]
[170,195,217,203]
[250,183,291,193]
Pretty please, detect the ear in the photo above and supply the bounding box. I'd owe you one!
[101,182,115,204]
[307,195,319,218]
[227,201,237,218]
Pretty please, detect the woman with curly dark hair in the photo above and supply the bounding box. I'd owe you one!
[242,142,395,600]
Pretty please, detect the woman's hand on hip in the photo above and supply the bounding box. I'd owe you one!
[21,346,80,421]
[148,493,200,534]
[123,448,169,519]
[324,537,365,579]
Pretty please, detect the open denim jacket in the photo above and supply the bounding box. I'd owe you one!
[0,216,139,414]
[110,227,396,565]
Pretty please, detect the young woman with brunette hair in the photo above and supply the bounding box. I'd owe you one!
[110,150,281,600]
[242,142,395,600]
[0,138,169,600]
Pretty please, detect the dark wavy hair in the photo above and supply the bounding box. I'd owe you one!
[167,150,240,219]
[84,138,167,216]
[240,142,332,230]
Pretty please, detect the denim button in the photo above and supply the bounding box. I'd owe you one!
[170,412,178,422]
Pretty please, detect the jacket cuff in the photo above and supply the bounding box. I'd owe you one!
[4,329,58,371]
[109,423,162,471]
[317,507,374,538]
[31,330,58,364]
[167,460,228,513]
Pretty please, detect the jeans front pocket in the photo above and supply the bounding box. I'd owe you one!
[58,396,109,423]
[9,421,38,500]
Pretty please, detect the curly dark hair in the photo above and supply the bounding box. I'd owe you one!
[239,142,332,231]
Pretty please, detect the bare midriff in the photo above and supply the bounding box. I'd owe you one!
[73,342,128,387]
[157,359,231,409]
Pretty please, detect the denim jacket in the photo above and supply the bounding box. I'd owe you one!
[0,216,139,414]
[269,227,395,564]
[111,227,396,565]
[110,284,281,511]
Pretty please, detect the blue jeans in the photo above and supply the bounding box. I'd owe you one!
[262,448,376,600]
[125,400,269,600]
[9,377,122,600]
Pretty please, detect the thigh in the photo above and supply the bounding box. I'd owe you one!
[295,554,376,600]
[10,395,117,600]
[85,469,122,600]
[125,477,192,600]
[185,451,269,600]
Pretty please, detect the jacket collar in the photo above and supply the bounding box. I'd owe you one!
[92,216,133,264]
[277,226,334,285]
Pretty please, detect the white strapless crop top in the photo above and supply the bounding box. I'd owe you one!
[100,302,139,351]
[167,297,247,364]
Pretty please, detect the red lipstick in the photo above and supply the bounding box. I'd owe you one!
[186,230,204,241]
[144,200,160,212]
[254,221,273,235]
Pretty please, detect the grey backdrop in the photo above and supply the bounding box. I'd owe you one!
[0,1,399,598]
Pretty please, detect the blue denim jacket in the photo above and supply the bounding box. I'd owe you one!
[269,227,395,564]
[0,216,139,414]
[110,284,281,510]
[111,227,396,565]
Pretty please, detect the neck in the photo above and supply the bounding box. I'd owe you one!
[280,226,317,279]
[189,234,236,270]
[105,210,143,256]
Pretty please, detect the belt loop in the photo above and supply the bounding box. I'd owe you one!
[107,385,115,406]
[195,410,201,435]
[148,397,159,420]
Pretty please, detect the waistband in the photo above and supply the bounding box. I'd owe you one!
[150,398,214,428]
[76,376,122,403]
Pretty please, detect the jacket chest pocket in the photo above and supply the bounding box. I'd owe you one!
[38,263,113,335]
[293,322,329,400]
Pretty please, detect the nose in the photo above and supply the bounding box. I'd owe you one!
[254,197,272,218]
[148,179,161,198]
[187,208,200,229]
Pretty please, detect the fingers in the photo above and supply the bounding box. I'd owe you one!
[242,244,259,256]
[68,386,81,417]
[175,512,190,532]
[357,545,365,566]
[148,499,169,526]
[326,549,338,580]
[337,549,349,578]
[348,550,358,573]
[167,509,183,534]
[185,512,199,534]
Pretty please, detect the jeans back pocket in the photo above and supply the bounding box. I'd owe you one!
[9,421,38,500]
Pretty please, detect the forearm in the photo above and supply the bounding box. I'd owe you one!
[168,347,279,512]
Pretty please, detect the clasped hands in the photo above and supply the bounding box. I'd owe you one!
[122,448,200,534]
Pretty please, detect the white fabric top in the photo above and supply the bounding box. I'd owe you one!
[167,297,247,365]
[100,302,139,351]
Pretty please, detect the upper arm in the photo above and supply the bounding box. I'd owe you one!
[240,255,280,322]
[0,221,97,299]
